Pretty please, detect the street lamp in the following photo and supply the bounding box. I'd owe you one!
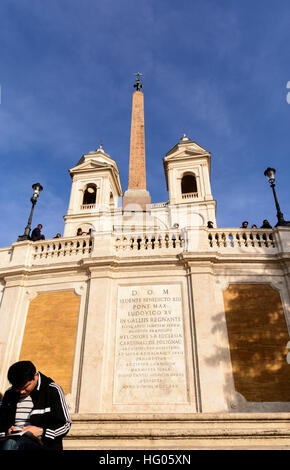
[17,182,43,241]
[264,167,290,227]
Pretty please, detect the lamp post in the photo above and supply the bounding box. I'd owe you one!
[17,183,43,241]
[264,168,290,227]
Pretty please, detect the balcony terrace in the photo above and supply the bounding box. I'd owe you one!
[0,226,289,272]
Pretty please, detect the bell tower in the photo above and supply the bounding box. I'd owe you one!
[63,144,122,237]
[163,134,217,227]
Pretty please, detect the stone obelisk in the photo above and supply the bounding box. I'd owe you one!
[123,74,151,211]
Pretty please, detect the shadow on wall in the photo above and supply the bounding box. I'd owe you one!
[205,283,290,410]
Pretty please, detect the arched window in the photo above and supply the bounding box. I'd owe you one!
[83,184,97,205]
[181,173,197,194]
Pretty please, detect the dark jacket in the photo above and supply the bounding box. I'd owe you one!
[0,372,71,450]
[31,227,45,241]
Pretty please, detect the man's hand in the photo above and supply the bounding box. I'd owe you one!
[22,425,43,437]
[8,426,22,435]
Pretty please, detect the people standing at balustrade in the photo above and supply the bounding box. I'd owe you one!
[260,219,272,228]
[30,224,45,241]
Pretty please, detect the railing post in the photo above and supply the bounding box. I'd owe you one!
[10,241,33,266]
[274,226,290,253]
[91,231,114,257]
[186,227,209,251]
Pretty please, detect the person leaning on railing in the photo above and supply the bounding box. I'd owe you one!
[30,224,45,241]
[260,219,272,229]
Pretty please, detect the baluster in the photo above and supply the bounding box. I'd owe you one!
[208,233,213,247]
[165,234,169,248]
[172,233,176,248]
[269,233,275,247]
[70,240,76,255]
[137,237,141,250]
[262,232,268,247]
[51,243,56,257]
[249,232,254,247]
[45,243,50,258]
[179,234,184,248]
[33,245,38,260]
[122,237,128,250]
[228,233,234,247]
[39,244,44,258]
[115,237,121,251]
[139,235,145,250]
[68,241,72,255]
[221,233,227,247]
[157,234,162,249]
[241,231,248,247]
[56,242,62,256]
[62,241,67,256]
[132,238,138,250]
[215,233,220,247]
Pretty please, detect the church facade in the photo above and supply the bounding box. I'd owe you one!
[0,78,289,448]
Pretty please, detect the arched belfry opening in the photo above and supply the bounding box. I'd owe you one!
[83,184,97,205]
[181,173,197,195]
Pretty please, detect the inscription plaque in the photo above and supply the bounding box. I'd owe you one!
[113,284,188,404]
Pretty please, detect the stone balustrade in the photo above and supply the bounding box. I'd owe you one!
[207,228,276,249]
[0,227,289,270]
[149,201,169,208]
[115,230,183,253]
[32,236,93,262]
[181,192,198,200]
[80,204,96,211]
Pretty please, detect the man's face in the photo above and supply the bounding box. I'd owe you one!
[16,372,39,396]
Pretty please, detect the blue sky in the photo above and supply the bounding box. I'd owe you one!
[0,0,289,247]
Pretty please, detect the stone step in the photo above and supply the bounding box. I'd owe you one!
[64,412,290,450]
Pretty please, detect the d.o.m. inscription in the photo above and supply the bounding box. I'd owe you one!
[113,284,188,404]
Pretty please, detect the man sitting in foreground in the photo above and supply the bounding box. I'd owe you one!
[0,361,71,450]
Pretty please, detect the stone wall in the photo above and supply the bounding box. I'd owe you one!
[223,283,290,402]
[19,290,80,394]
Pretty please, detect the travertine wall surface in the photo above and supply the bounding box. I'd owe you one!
[19,290,80,395]
[223,283,290,402]
[0,227,289,416]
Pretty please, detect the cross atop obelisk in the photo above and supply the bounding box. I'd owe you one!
[123,74,151,211]
[133,72,143,91]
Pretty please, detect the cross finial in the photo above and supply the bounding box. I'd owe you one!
[133,72,143,91]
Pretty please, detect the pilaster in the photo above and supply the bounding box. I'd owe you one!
[77,267,113,412]
[185,260,231,412]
